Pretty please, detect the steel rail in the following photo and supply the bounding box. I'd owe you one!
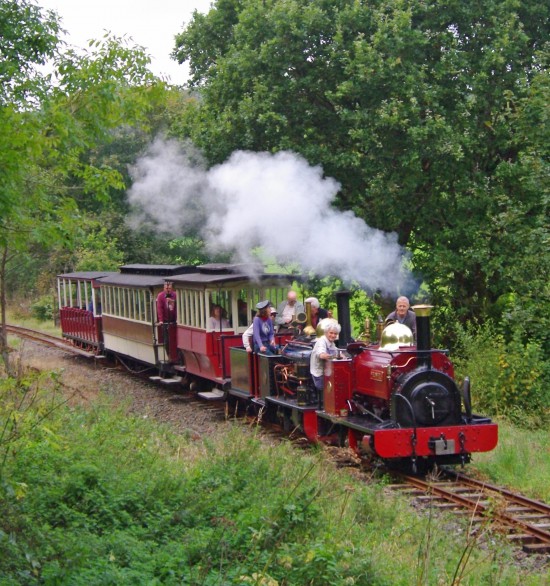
[396,472,550,551]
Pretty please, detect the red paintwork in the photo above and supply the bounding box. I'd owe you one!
[353,346,454,401]
[370,423,498,458]
[324,359,353,416]
[302,410,318,441]
[60,307,101,347]
[177,327,293,384]
[177,326,244,382]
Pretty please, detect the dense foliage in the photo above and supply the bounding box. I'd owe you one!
[0,375,546,584]
[174,0,549,345]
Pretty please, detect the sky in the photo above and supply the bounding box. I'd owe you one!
[37,0,213,84]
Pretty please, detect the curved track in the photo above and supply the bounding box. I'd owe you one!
[6,324,98,358]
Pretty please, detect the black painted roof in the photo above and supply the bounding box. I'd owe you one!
[57,271,117,280]
[97,273,168,288]
[119,264,196,276]
[170,271,294,286]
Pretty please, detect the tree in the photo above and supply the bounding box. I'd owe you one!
[174,0,549,342]
[0,0,166,373]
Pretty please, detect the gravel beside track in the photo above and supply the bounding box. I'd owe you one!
[12,339,227,438]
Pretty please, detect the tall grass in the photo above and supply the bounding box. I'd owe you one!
[0,374,547,585]
[471,419,550,502]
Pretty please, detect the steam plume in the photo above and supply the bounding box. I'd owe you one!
[127,137,412,294]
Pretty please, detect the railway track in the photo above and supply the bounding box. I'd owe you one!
[389,468,550,554]
[7,324,550,558]
[6,324,99,358]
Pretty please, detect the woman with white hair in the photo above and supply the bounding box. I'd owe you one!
[310,321,341,397]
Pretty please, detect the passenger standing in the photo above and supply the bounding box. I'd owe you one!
[156,281,177,324]
[156,281,177,355]
[310,322,341,399]
[252,300,277,355]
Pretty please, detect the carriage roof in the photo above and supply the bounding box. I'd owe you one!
[57,271,117,280]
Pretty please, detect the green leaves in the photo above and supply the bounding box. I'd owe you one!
[174,0,549,341]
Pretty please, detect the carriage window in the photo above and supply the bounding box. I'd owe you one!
[177,289,207,329]
[236,290,249,327]
[58,279,94,309]
[101,286,151,323]
[208,290,233,330]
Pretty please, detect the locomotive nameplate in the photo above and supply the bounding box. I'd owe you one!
[370,369,384,382]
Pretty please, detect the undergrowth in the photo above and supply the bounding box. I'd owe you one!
[0,372,547,585]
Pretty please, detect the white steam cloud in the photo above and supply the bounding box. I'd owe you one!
[127,137,411,294]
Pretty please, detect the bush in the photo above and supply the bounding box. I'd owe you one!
[454,321,549,427]
[30,295,54,321]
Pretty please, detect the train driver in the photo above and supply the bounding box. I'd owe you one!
[385,296,416,338]
[275,290,304,333]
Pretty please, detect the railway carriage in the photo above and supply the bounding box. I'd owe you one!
[97,264,192,370]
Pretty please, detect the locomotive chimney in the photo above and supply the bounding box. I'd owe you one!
[335,291,353,348]
[412,304,433,369]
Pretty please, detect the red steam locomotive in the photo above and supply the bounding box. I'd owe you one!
[57,263,497,472]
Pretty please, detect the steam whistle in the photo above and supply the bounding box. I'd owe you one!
[358,317,371,343]
[302,302,316,337]
[291,312,307,328]
[376,315,385,342]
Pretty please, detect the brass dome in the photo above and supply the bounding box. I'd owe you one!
[380,322,414,351]
[316,317,340,338]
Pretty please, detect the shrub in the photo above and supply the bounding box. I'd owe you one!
[454,321,549,427]
[30,295,54,321]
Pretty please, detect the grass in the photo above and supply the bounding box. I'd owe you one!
[5,306,62,338]
[470,418,550,502]
[0,373,548,585]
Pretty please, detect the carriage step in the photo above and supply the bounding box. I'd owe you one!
[149,376,183,385]
[198,389,226,401]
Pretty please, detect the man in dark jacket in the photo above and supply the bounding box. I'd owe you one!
[385,296,416,338]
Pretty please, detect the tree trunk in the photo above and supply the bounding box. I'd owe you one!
[0,244,12,376]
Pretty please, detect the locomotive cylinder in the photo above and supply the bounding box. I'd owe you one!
[412,304,433,369]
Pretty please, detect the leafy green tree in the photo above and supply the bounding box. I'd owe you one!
[174,0,549,347]
[0,0,166,372]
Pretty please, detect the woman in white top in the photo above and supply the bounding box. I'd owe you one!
[209,304,230,330]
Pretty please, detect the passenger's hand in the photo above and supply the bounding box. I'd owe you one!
[260,346,266,352]
[246,347,252,353]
